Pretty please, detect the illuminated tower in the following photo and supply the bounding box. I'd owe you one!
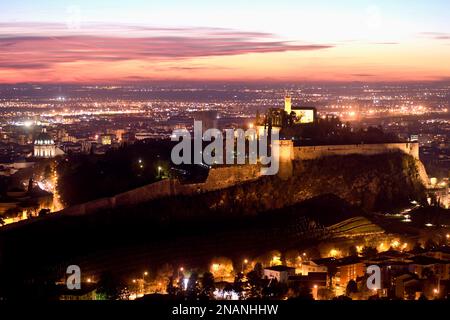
[284,95,292,114]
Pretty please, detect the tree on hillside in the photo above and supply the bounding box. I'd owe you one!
[200,272,215,300]
[186,272,200,300]
[346,280,358,296]
[96,272,129,300]
[246,270,263,298]
[411,242,424,254]
[233,272,245,299]
[348,245,358,257]
[361,246,378,258]
[253,262,264,279]
[166,276,176,297]
[424,239,437,251]
[223,283,234,298]
[327,264,338,288]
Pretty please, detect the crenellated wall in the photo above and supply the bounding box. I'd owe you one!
[291,142,419,161]
[273,140,427,186]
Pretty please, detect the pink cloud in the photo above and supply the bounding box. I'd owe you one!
[419,32,450,40]
[0,23,333,73]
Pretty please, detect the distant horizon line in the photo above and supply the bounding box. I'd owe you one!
[1,79,450,87]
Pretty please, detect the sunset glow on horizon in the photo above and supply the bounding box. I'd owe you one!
[1,0,449,83]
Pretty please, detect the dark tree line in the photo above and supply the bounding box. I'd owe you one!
[57,140,173,206]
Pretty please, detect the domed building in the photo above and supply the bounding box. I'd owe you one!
[34,128,56,158]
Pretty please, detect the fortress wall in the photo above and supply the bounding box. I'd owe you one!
[197,165,261,191]
[415,159,431,187]
[84,197,113,213]
[63,203,86,216]
[166,165,261,196]
[114,179,173,207]
[292,142,419,161]
[58,164,261,216]
[113,165,261,203]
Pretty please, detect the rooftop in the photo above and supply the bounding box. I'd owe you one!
[410,255,449,265]
[264,265,296,272]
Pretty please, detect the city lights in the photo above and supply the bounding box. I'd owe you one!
[0,0,449,306]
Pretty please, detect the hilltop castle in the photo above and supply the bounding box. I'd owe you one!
[256,95,317,136]
[254,96,424,181]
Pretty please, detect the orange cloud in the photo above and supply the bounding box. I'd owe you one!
[0,23,449,83]
[0,23,333,83]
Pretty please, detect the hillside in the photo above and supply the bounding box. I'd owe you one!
[0,152,427,298]
[128,151,427,220]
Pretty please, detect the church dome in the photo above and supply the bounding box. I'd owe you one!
[34,128,54,145]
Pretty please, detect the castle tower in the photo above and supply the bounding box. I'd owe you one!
[276,140,294,180]
[284,95,292,114]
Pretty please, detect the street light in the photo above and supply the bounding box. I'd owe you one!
[242,259,248,273]
[132,279,138,298]
[142,272,148,295]
[312,284,318,300]
[158,166,162,177]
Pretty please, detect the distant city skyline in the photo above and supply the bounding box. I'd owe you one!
[1,0,450,83]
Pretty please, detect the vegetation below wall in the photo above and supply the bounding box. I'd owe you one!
[290,152,426,211]
[132,152,427,219]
